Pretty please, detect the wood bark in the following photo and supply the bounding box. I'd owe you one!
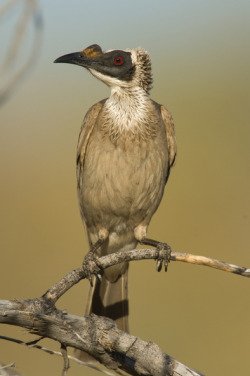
[0,299,202,376]
[1,247,249,375]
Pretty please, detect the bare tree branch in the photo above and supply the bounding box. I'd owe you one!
[171,251,250,276]
[0,300,203,376]
[0,335,117,376]
[0,361,23,375]
[1,248,248,375]
[60,343,69,376]
[43,248,250,305]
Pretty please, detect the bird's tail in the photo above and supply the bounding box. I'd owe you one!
[85,236,135,331]
[75,261,129,362]
[86,265,129,331]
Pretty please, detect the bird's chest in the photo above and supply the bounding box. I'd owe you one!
[83,128,152,196]
[81,119,168,228]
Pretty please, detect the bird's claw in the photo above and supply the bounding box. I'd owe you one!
[82,251,102,286]
[155,242,172,272]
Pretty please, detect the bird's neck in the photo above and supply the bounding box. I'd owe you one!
[102,86,154,140]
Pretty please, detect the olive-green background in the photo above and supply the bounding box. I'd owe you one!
[1,1,249,375]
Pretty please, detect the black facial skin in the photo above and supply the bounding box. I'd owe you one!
[54,44,135,82]
[96,50,135,81]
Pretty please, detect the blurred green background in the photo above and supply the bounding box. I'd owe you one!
[0,0,249,375]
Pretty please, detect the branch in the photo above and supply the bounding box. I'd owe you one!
[1,248,248,375]
[43,248,250,304]
[0,300,202,376]
[0,336,117,376]
[172,251,250,276]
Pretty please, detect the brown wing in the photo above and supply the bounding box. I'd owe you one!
[76,99,106,191]
[160,104,177,170]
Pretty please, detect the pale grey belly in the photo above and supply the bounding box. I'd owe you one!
[79,133,168,238]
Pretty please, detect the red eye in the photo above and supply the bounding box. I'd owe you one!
[114,56,123,65]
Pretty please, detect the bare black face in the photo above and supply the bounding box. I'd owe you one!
[98,49,135,81]
[54,44,135,81]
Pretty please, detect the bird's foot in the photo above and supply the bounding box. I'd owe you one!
[82,251,103,286]
[82,236,107,285]
[155,242,172,272]
[140,237,172,272]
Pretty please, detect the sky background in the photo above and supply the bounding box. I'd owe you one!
[1,1,250,375]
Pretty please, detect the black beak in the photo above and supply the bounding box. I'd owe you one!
[54,44,102,68]
[54,52,87,66]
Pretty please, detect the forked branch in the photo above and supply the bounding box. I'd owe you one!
[0,247,249,375]
[43,247,250,305]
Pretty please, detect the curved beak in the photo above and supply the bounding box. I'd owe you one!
[54,44,102,68]
[54,51,87,66]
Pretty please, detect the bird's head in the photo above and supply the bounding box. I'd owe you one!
[54,44,153,94]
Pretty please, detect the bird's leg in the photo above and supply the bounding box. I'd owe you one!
[82,239,104,286]
[140,238,172,272]
[90,237,105,254]
[83,229,109,285]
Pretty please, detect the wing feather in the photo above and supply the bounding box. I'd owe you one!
[76,99,105,189]
[160,105,177,169]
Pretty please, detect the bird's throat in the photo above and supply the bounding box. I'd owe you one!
[102,87,154,140]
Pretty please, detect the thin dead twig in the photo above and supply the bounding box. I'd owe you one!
[0,335,117,376]
[44,247,250,304]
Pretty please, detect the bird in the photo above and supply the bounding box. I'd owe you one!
[54,44,176,340]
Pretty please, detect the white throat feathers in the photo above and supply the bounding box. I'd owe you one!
[102,87,153,139]
[89,48,155,140]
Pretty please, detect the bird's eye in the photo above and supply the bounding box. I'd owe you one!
[114,56,123,66]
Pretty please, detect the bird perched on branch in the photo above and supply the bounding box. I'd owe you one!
[54,44,176,340]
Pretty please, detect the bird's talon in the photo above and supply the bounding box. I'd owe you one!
[164,252,171,272]
[82,251,102,284]
[155,242,172,272]
[156,259,163,272]
[95,272,102,282]
[88,275,93,287]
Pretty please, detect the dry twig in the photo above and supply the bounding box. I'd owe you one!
[43,247,250,304]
